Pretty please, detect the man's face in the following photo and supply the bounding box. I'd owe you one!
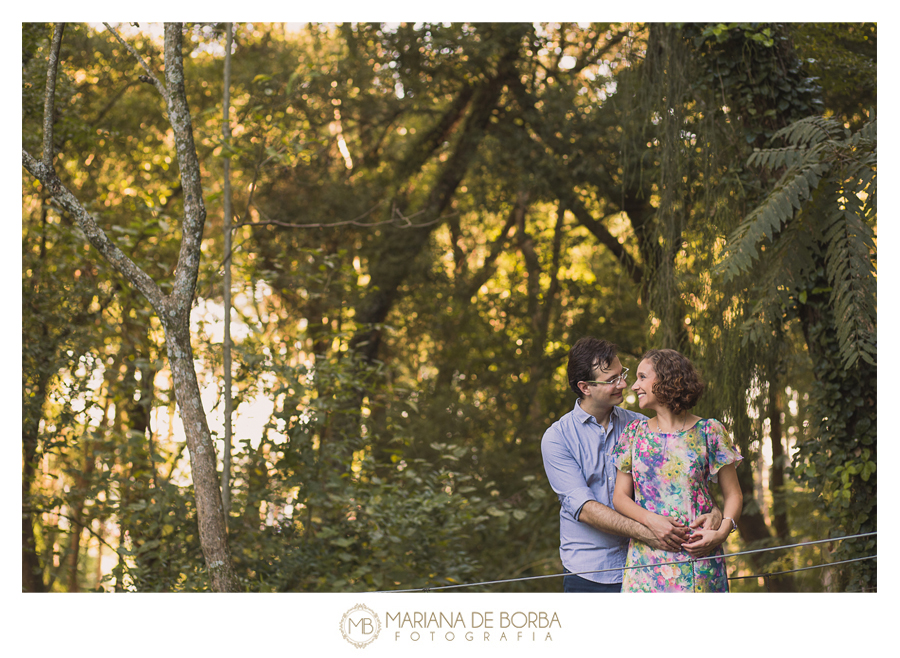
[580,356,629,406]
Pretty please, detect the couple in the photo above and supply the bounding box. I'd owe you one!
[541,337,743,593]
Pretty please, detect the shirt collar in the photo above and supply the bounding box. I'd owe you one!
[573,399,623,425]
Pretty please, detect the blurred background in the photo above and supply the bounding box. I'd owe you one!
[21,21,876,592]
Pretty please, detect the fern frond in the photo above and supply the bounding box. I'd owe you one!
[719,113,876,368]
[858,116,877,142]
[821,203,877,368]
[718,161,828,281]
[748,145,808,170]
[772,115,842,147]
[736,220,819,349]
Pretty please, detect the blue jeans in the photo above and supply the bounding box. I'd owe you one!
[563,570,622,593]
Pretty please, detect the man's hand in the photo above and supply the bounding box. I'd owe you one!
[640,513,690,552]
[691,508,723,532]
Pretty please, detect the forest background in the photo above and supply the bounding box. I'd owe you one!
[20,20,877,596]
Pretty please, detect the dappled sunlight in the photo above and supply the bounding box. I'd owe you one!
[22,21,876,596]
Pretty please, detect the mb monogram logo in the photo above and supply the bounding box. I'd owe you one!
[340,604,382,648]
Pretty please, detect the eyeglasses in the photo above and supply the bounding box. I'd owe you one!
[581,368,629,387]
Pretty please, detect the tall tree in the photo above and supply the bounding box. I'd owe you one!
[22,23,239,592]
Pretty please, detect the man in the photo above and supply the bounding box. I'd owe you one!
[541,337,719,592]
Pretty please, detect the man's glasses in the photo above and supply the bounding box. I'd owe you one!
[581,368,629,386]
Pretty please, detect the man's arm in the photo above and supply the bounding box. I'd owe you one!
[576,500,676,552]
[541,422,686,552]
[609,471,691,551]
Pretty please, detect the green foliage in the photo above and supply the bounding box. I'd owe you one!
[791,288,876,591]
[617,24,876,592]
[24,22,877,593]
[720,115,876,369]
[791,23,876,130]
[713,112,876,590]
[687,22,823,147]
[220,328,541,592]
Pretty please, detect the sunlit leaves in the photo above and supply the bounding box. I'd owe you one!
[718,114,876,369]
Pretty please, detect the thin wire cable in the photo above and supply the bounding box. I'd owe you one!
[728,554,877,580]
[377,531,876,593]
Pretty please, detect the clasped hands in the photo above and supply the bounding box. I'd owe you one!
[645,510,727,557]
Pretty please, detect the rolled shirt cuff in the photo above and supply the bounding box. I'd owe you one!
[565,488,596,521]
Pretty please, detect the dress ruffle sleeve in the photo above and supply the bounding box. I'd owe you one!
[612,419,642,473]
[703,418,743,482]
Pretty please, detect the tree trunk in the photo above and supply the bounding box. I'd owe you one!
[520,199,563,427]
[22,424,47,592]
[22,22,240,592]
[162,307,240,592]
[797,284,877,591]
[768,387,789,540]
[351,24,528,363]
[66,432,97,592]
[221,22,234,522]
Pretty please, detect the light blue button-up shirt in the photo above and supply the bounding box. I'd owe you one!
[541,400,647,584]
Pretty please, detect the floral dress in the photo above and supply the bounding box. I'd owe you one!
[611,418,742,592]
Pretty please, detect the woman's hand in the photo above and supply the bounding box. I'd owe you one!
[684,464,742,558]
[691,508,722,532]
[681,526,728,558]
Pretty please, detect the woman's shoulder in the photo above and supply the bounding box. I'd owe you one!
[696,418,728,434]
[623,416,648,431]
[616,407,648,430]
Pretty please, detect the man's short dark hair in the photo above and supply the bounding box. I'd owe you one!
[567,337,618,399]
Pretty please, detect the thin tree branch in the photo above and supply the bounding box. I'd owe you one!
[460,195,522,299]
[566,194,645,284]
[89,80,138,128]
[23,151,166,309]
[236,144,268,227]
[236,200,450,231]
[42,23,65,168]
[33,508,120,555]
[163,24,207,311]
[587,27,631,67]
[103,22,168,103]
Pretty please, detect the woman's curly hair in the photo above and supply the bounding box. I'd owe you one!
[642,349,704,414]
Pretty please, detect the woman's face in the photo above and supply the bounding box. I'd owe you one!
[632,358,659,410]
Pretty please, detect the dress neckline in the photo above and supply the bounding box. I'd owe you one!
[646,418,703,434]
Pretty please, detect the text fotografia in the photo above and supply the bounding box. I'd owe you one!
[387,611,561,642]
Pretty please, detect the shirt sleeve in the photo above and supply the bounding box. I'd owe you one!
[611,419,639,473]
[704,419,743,482]
[540,424,596,521]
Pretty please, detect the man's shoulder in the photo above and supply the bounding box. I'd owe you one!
[542,407,581,444]
[613,406,647,425]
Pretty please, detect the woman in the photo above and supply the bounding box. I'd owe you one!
[611,349,743,592]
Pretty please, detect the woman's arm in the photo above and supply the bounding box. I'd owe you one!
[613,470,688,552]
[682,463,742,557]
